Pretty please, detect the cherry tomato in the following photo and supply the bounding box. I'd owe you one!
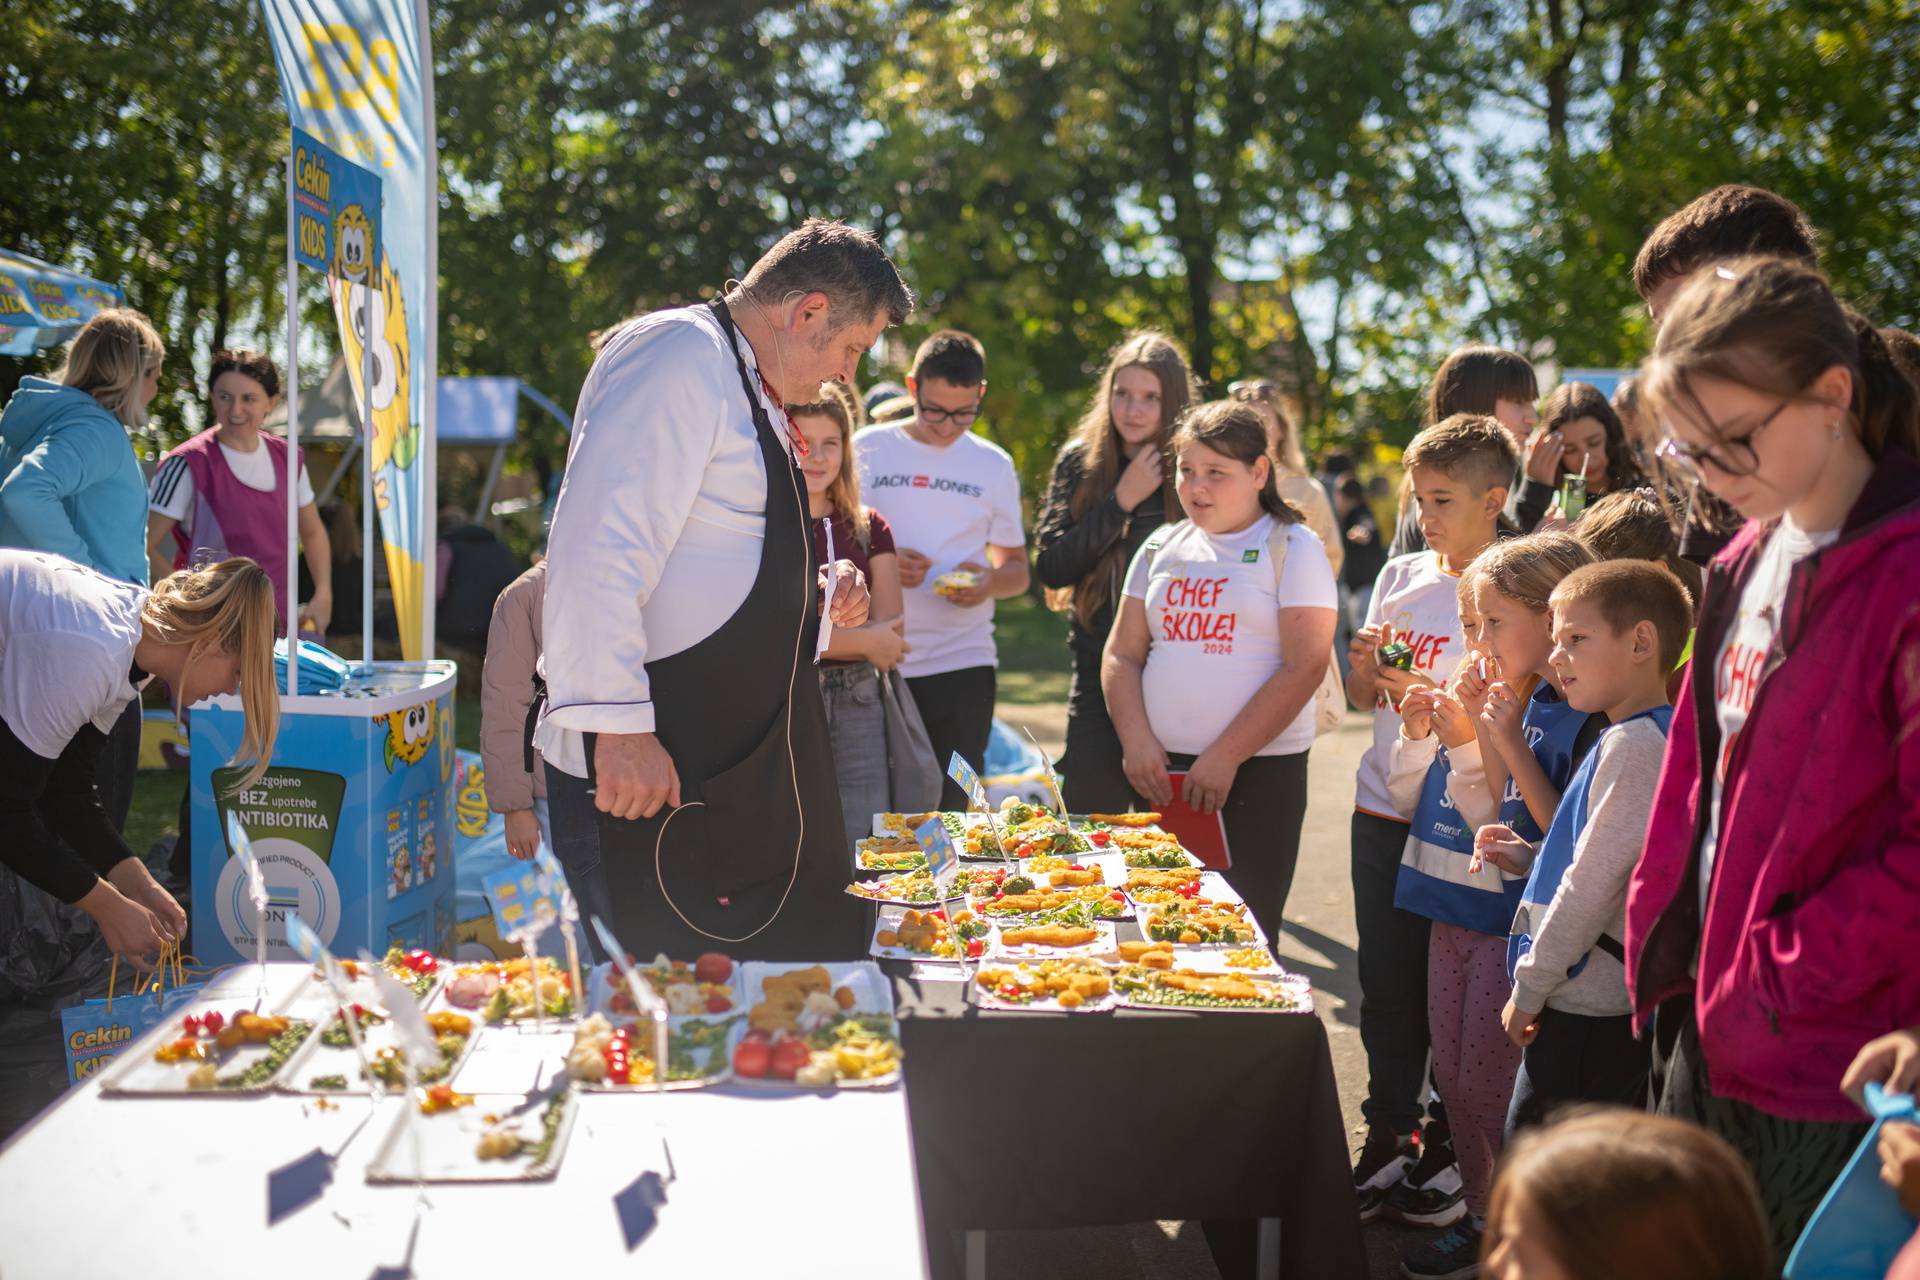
[769,1036,812,1080]
[403,950,438,974]
[705,992,732,1013]
[965,938,986,959]
[182,1014,202,1035]
[1068,864,1084,872]
[1110,891,1125,901]
[694,952,733,985]
[928,908,946,922]
[200,1011,224,1035]
[999,984,1023,999]
[733,1038,771,1079]
[1091,830,1112,847]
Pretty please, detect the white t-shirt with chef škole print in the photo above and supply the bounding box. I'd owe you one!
[1120,515,1338,758]
[1353,550,1468,818]
[1698,516,1836,913]
[853,424,1025,679]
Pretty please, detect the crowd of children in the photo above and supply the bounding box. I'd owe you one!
[1346,183,1920,1280]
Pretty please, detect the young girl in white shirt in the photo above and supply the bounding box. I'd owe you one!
[1102,400,1338,936]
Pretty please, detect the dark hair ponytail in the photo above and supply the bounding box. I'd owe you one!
[1843,307,1920,460]
[1169,400,1302,523]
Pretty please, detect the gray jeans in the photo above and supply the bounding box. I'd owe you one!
[819,662,890,856]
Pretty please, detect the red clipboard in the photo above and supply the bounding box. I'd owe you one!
[1158,772,1233,869]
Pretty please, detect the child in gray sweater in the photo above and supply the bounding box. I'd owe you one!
[1471,560,1695,1134]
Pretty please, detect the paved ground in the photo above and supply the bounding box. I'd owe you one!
[969,709,1425,1279]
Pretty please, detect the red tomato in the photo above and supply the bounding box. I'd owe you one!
[404,950,438,974]
[1110,891,1125,901]
[927,908,946,922]
[733,1038,771,1079]
[693,952,733,985]
[705,992,732,1013]
[201,1011,224,1035]
[1068,864,1084,872]
[965,937,986,959]
[768,1036,812,1080]
[1091,830,1112,847]
[182,1014,202,1035]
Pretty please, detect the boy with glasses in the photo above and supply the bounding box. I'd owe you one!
[854,330,1028,809]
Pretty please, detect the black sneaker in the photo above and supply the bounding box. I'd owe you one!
[1352,1126,1416,1224]
[1400,1219,1481,1280]
[1385,1116,1466,1227]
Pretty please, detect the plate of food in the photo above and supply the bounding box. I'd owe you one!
[437,955,577,1024]
[730,962,902,1090]
[931,567,982,600]
[287,1004,478,1095]
[987,919,1117,960]
[972,958,1117,1012]
[853,835,929,874]
[1101,826,1204,869]
[846,870,967,907]
[565,1012,736,1090]
[870,906,991,963]
[1111,965,1311,1013]
[1174,943,1287,977]
[290,945,444,1017]
[873,810,972,840]
[365,1084,578,1182]
[970,881,1132,923]
[1014,853,1125,886]
[1121,867,1243,913]
[1138,899,1262,946]
[589,953,739,1021]
[971,797,1094,859]
[99,1006,315,1095]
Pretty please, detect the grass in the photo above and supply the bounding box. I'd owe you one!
[994,591,1073,706]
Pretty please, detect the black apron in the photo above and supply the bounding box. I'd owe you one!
[590,298,862,960]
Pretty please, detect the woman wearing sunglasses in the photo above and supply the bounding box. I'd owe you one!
[1625,256,1920,1259]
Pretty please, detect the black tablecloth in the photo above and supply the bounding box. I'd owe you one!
[890,966,1365,1280]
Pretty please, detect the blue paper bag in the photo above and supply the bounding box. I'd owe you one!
[1785,1084,1919,1279]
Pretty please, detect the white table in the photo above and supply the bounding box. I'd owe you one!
[0,965,929,1278]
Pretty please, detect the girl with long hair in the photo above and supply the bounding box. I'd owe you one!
[792,381,913,853]
[0,552,278,964]
[1034,331,1196,811]
[1102,401,1338,934]
[1627,256,1920,1256]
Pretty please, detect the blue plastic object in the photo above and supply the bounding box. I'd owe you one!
[1785,1083,1919,1279]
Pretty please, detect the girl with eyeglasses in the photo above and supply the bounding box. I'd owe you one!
[1625,255,1920,1258]
[1034,332,1196,812]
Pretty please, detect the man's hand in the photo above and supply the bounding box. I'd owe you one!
[820,559,870,626]
[108,857,186,941]
[593,732,682,821]
[1501,996,1539,1047]
[504,808,542,861]
[1183,746,1241,816]
[895,547,932,590]
[943,561,993,608]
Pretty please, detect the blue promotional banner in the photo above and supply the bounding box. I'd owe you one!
[947,751,989,811]
[482,862,560,944]
[911,817,959,888]
[0,249,124,357]
[289,126,381,283]
[259,0,435,658]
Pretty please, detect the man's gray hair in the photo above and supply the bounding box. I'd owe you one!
[735,218,914,328]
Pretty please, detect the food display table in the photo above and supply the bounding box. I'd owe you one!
[0,965,928,1278]
[889,966,1365,1280]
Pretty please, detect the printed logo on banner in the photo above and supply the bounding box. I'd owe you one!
[912,817,959,886]
[482,864,560,943]
[290,126,381,282]
[212,772,345,959]
[946,751,988,811]
[382,701,434,770]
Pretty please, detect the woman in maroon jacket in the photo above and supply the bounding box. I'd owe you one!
[1626,257,1920,1257]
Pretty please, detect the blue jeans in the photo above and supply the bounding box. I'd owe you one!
[819,662,891,856]
[542,761,615,963]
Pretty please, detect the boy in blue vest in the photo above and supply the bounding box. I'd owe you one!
[1475,560,1695,1135]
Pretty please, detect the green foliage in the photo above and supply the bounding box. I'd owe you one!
[5,0,1917,513]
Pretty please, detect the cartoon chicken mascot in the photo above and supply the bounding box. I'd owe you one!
[383,701,435,771]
